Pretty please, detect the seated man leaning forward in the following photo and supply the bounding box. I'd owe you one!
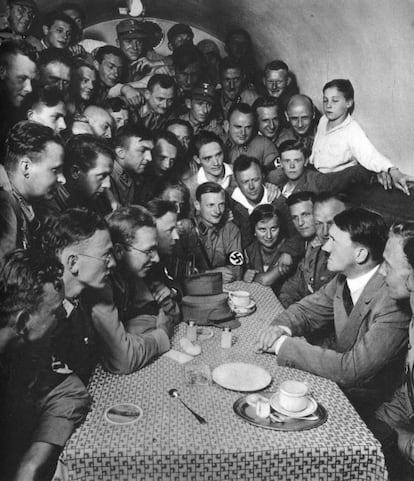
[190,181,244,283]
[256,207,410,417]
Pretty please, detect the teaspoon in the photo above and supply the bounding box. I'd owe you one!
[168,388,207,424]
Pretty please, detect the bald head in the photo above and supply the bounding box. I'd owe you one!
[286,94,314,137]
[84,105,113,138]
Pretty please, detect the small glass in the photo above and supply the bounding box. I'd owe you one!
[184,363,211,386]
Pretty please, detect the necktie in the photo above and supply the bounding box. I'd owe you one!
[343,282,354,316]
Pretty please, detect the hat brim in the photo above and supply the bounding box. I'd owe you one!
[191,95,215,104]
[118,32,148,40]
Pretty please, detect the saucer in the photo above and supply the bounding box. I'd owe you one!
[229,299,257,317]
[270,392,318,418]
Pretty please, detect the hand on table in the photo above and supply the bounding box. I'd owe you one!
[255,325,288,353]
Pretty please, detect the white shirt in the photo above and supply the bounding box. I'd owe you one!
[231,186,269,214]
[310,114,393,174]
[197,163,233,190]
[274,264,380,354]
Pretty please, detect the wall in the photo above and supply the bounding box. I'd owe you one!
[5,0,414,174]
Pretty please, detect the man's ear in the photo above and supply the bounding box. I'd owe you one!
[185,98,191,111]
[114,242,124,261]
[93,59,100,71]
[70,164,80,180]
[27,109,34,121]
[193,154,201,166]
[115,146,125,159]
[15,310,30,337]
[67,253,79,275]
[19,156,31,178]
[223,119,229,134]
[355,246,369,265]
[144,89,151,101]
[286,75,291,86]
[194,200,200,212]
[42,25,49,37]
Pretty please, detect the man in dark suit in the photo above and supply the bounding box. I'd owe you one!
[257,207,410,417]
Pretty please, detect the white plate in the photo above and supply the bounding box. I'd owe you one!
[212,362,272,391]
[104,403,143,425]
[270,392,318,418]
[229,300,256,311]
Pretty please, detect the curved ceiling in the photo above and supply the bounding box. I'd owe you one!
[4,0,414,174]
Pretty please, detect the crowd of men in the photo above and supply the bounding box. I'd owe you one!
[0,1,414,480]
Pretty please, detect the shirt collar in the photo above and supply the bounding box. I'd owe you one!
[346,265,379,301]
[231,186,268,214]
[324,113,353,134]
[197,163,233,188]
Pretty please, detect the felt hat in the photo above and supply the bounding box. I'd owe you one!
[181,293,240,329]
[116,19,148,40]
[183,272,223,296]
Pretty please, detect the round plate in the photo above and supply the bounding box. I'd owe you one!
[233,392,328,431]
[270,392,318,418]
[212,362,271,392]
[104,403,143,425]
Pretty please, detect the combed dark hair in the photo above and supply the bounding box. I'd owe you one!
[61,2,86,23]
[165,118,193,132]
[94,45,125,64]
[264,60,289,75]
[0,249,63,328]
[233,154,261,175]
[5,121,63,171]
[103,96,128,113]
[195,181,224,201]
[313,191,350,208]
[107,205,155,245]
[252,96,279,112]
[334,207,387,262]
[219,56,244,77]
[0,39,37,66]
[154,129,180,150]
[323,79,354,102]
[23,86,65,111]
[38,47,73,69]
[249,203,284,235]
[172,44,203,71]
[114,123,152,148]
[40,208,108,255]
[42,10,77,31]
[147,73,176,92]
[64,134,115,174]
[278,139,309,158]
[228,102,254,120]
[146,199,177,219]
[191,130,224,156]
[286,190,315,208]
[389,222,414,269]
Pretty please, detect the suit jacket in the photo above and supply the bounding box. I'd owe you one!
[275,270,410,411]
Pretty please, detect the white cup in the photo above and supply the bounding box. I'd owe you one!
[228,290,251,308]
[278,380,308,412]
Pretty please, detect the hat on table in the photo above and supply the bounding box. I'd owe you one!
[183,272,222,296]
[181,293,240,329]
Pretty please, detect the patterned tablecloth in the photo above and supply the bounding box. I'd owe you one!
[63,281,388,481]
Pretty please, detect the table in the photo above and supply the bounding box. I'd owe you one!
[62,281,388,481]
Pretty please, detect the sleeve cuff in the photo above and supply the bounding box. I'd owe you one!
[273,335,288,355]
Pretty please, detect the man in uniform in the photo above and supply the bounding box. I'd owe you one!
[224,103,278,171]
[180,82,224,138]
[253,96,282,146]
[262,60,298,114]
[191,182,244,283]
[279,192,348,307]
[111,124,153,206]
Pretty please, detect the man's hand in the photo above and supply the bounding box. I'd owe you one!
[265,182,282,203]
[156,310,174,337]
[151,282,176,314]
[377,171,393,191]
[277,253,293,276]
[389,168,414,196]
[255,325,288,353]
[69,44,87,58]
[243,269,258,283]
[120,84,144,107]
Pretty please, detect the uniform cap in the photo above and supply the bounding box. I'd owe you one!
[190,82,216,104]
[116,18,148,40]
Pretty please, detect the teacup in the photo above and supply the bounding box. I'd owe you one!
[228,290,251,308]
[278,380,308,412]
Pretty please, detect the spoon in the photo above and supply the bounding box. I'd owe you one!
[168,389,207,424]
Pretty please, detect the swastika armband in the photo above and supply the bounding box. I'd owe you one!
[228,250,245,266]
